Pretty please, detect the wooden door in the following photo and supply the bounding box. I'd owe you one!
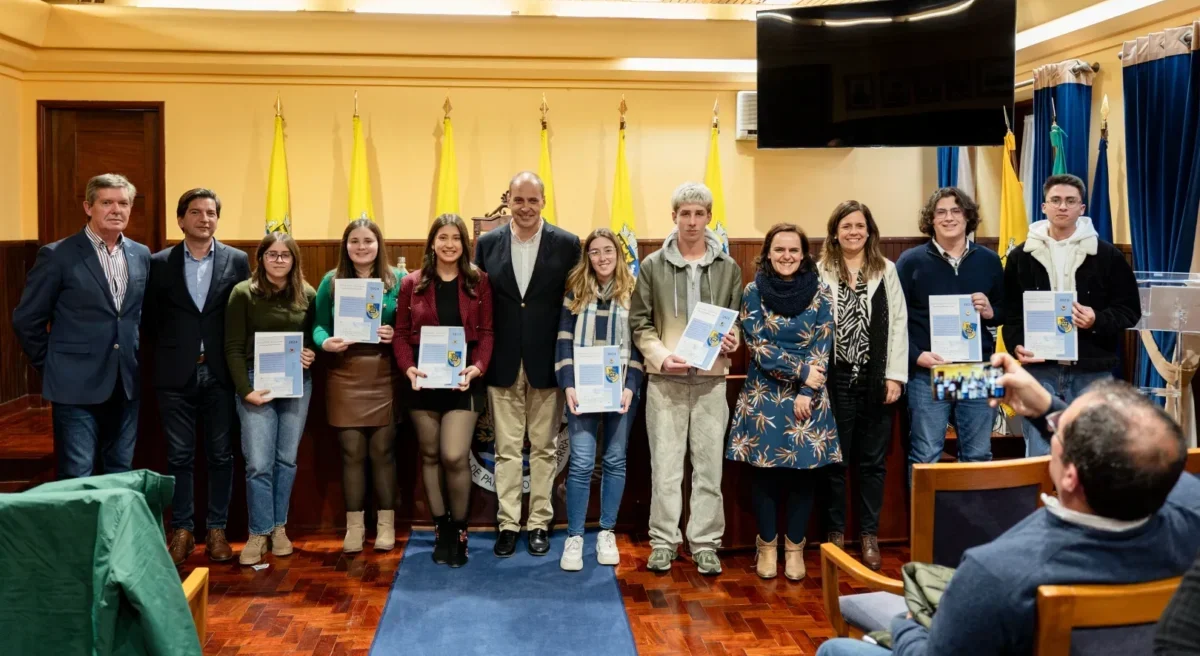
[38,102,165,250]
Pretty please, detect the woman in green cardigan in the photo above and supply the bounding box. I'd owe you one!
[312,218,405,553]
[225,232,317,566]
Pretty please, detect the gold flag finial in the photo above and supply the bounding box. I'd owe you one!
[1100,94,1110,137]
[443,97,453,118]
[619,95,627,129]
[712,97,720,129]
[275,94,282,117]
[540,93,549,129]
[353,90,359,117]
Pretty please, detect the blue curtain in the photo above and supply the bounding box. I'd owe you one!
[1091,136,1114,242]
[937,146,958,188]
[1124,43,1200,389]
[1032,81,1093,219]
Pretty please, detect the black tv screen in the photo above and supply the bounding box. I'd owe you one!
[756,0,1015,148]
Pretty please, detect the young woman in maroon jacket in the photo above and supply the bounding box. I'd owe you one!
[394,214,494,568]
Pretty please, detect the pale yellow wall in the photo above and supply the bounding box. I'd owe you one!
[16,81,940,242]
[0,74,23,241]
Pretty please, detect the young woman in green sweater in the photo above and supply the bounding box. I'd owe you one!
[312,218,405,553]
[224,232,317,566]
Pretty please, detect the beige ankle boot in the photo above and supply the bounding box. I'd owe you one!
[784,537,806,581]
[239,535,269,566]
[271,525,293,556]
[344,511,365,553]
[374,510,395,551]
[755,535,778,579]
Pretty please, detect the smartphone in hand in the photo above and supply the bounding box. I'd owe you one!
[931,363,1004,402]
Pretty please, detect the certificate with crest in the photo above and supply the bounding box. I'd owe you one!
[1023,291,1078,361]
[929,295,983,362]
[334,278,384,344]
[254,332,304,399]
[417,326,466,389]
[573,345,623,413]
[674,302,739,370]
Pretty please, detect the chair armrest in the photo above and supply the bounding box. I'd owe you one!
[821,542,904,637]
[182,567,209,647]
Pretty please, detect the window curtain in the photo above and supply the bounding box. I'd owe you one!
[1123,21,1200,445]
[1032,60,1095,219]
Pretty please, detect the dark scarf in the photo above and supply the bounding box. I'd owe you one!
[756,268,818,317]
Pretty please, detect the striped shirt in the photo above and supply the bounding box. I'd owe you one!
[85,224,129,311]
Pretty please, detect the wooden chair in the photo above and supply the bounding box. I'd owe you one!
[822,456,1054,637]
[1186,447,1200,475]
[182,568,209,648]
[1035,577,1181,655]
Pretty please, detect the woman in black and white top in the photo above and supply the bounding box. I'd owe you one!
[816,200,908,571]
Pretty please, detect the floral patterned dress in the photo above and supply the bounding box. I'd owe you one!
[726,280,842,470]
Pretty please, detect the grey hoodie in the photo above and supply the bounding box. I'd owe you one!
[629,228,744,376]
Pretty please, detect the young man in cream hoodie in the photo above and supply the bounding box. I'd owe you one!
[1001,173,1140,457]
[629,182,743,575]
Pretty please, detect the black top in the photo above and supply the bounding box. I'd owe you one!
[435,276,462,326]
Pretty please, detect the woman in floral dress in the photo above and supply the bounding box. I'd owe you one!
[727,222,840,582]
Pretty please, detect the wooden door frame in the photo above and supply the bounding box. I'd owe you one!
[36,100,167,250]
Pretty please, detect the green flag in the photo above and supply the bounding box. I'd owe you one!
[1050,124,1067,175]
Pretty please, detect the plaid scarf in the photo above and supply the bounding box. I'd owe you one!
[573,285,633,386]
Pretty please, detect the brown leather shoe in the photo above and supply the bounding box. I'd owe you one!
[826,531,845,550]
[168,528,195,567]
[861,533,882,571]
[206,529,234,562]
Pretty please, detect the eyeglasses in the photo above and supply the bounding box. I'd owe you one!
[1046,197,1081,208]
[1046,410,1065,442]
[588,247,617,258]
[933,208,964,220]
[264,252,293,262]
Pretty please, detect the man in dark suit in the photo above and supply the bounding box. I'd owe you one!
[13,173,152,480]
[144,188,251,565]
[475,171,581,557]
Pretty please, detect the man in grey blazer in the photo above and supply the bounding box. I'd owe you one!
[12,173,152,480]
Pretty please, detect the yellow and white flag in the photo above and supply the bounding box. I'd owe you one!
[348,112,374,222]
[610,110,639,276]
[434,106,460,217]
[704,119,729,253]
[265,103,291,234]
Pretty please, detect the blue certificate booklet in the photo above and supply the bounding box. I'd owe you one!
[674,302,739,370]
[417,326,466,389]
[334,278,384,344]
[1024,291,1078,361]
[254,332,304,398]
[929,295,982,362]
[573,345,622,413]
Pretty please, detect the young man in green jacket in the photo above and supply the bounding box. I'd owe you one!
[629,182,743,575]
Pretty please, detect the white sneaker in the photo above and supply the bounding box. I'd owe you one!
[596,530,620,566]
[560,535,584,571]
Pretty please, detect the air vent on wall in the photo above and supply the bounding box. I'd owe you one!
[736,90,757,142]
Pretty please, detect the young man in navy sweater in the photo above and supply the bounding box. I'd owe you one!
[818,353,1200,656]
[895,187,1005,478]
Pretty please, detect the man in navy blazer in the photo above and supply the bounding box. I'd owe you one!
[12,173,152,480]
[475,171,581,558]
[143,188,251,565]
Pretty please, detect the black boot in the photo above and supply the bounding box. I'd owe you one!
[432,514,451,564]
[448,521,469,568]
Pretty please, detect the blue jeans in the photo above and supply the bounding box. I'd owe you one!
[158,363,235,532]
[1022,365,1111,457]
[565,393,639,537]
[816,639,892,656]
[237,374,312,536]
[907,372,994,483]
[51,379,138,480]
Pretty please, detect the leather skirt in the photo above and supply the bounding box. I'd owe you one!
[325,343,400,428]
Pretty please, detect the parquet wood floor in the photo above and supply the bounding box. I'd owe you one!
[182,531,908,656]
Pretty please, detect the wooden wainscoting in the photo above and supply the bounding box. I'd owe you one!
[0,241,42,413]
